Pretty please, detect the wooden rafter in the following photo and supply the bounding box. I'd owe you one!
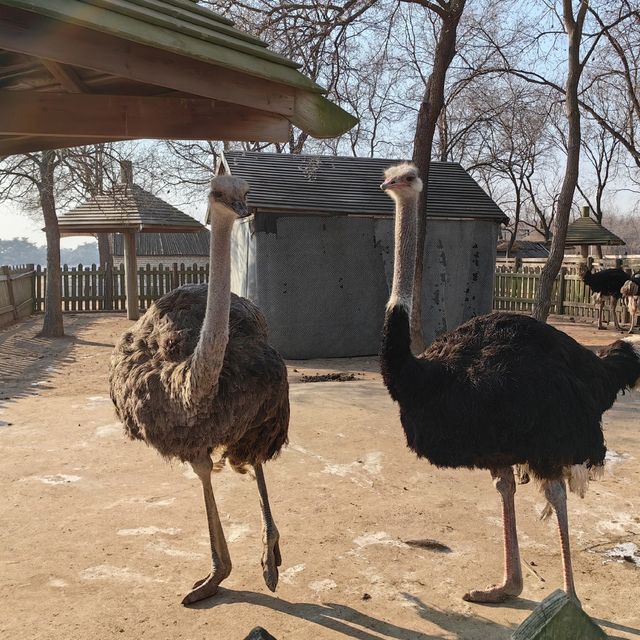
[0,91,290,143]
[0,7,295,117]
[40,59,87,93]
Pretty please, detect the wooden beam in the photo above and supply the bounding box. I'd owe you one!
[0,91,290,142]
[0,7,295,116]
[0,135,125,157]
[40,59,87,93]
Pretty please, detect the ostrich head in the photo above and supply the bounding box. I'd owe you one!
[380,163,423,199]
[207,175,250,222]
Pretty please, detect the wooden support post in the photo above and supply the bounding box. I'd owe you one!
[123,231,139,321]
[2,266,18,320]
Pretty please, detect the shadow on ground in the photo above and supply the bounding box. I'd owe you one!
[188,589,518,640]
[0,314,114,416]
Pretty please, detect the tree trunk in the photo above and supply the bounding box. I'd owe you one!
[38,150,64,337]
[532,0,587,322]
[410,0,466,353]
[97,233,114,310]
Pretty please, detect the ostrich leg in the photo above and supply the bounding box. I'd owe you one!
[182,456,232,605]
[611,297,622,331]
[463,467,523,603]
[597,297,605,330]
[544,479,578,602]
[254,463,281,591]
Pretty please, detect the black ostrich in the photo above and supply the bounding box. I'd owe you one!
[379,163,640,603]
[579,264,630,331]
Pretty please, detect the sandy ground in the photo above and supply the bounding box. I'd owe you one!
[0,313,639,640]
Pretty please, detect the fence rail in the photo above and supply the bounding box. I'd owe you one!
[33,262,209,313]
[493,256,640,325]
[0,263,35,329]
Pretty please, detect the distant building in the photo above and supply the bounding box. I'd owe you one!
[112,231,209,268]
[496,239,550,259]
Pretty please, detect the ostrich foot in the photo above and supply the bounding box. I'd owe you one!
[182,565,231,605]
[462,581,522,603]
[261,535,282,592]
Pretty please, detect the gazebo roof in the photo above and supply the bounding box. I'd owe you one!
[57,163,204,235]
[0,0,356,156]
[565,215,625,247]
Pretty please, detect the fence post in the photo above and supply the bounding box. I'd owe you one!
[2,265,18,320]
[171,262,179,290]
[27,263,35,313]
[557,267,567,316]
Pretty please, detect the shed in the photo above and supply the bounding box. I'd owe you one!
[215,151,508,358]
[496,239,550,259]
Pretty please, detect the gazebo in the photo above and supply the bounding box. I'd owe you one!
[0,0,355,154]
[566,206,625,258]
[57,161,204,320]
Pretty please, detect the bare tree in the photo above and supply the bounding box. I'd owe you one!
[0,151,67,336]
[401,0,467,351]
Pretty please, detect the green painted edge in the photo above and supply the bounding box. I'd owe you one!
[292,92,358,138]
[1,0,322,91]
[123,0,269,49]
[83,0,297,68]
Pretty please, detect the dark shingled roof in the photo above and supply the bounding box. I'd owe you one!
[57,183,205,235]
[112,231,210,257]
[496,240,550,258]
[219,151,508,222]
[565,216,625,246]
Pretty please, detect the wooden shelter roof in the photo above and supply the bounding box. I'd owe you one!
[565,215,625,247]
[0,0,356,156]
[57,165,204,235]
[216,152,509,223]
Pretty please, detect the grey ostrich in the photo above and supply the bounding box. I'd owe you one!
[379,163,640,603]
[110,175,289,605]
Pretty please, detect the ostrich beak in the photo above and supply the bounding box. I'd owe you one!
[380,179,394,191]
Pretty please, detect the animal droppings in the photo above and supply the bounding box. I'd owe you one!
[301,372,360,383]
[404,538,452,553]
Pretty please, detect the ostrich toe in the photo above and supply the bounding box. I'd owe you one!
[261,536,281,592]
[182,567,230,605]
[462,582,522,603]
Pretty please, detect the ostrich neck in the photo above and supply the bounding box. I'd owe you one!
[388,194,419,312]
[189,212,233,404]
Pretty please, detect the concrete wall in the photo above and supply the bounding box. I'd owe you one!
[231,214,499,359]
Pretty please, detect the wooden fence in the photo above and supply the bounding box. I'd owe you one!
[0,264,35,329]
[493,256,640,323]
[33,263,209,313]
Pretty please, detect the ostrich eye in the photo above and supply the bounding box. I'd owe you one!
[212,190,223,198]
[406,176,415,182]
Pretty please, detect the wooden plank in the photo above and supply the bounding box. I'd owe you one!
[0,91,290,143]
[0,7,296,115]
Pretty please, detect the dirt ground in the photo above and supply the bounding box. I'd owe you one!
[1,313,639,640]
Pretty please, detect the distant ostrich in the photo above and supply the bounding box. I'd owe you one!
[379,163,640,603]
[621,277,640,334]
[110,176,288,605]
[579,263,630,331]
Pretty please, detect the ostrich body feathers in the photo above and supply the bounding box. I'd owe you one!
[381,309,640,481]
[110,284,289,467]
